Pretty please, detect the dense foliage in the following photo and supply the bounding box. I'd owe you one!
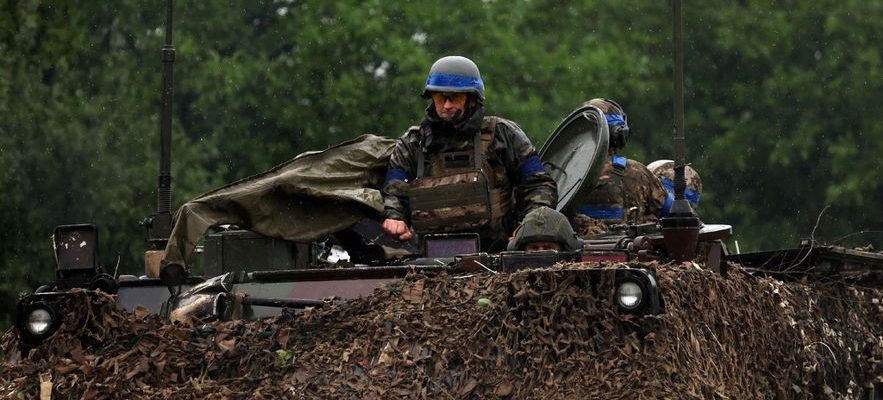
[1,1,881,326]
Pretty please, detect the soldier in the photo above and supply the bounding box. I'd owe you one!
[648,159,722,263]
[570,98,672,237]
[382,56,557,251]
[647,159,702,209]
[507,206,580,252]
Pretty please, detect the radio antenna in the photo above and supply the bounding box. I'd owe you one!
[146,0,175,249]
[660,0,701,262]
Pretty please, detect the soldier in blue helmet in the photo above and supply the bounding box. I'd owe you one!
[570,98,672,237]
[381,56,557,251]
[647,159,702,209]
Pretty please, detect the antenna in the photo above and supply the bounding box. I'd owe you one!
[146,0,175,249]
[660,0,701,262]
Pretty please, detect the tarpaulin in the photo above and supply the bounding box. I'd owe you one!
[163,134,397,264]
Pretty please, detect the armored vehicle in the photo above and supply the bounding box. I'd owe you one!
[5,1,882,398]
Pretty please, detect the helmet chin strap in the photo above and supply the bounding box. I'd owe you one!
[430,100,482,134]
[438,109,463,125]
[437,95,477,122]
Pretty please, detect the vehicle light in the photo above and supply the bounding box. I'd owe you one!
[26,308,53,335]
[15,301,61,348]
[615,281,643,310]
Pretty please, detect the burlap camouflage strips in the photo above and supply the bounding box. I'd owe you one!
[3,262,881,399]
[573,213,610,237]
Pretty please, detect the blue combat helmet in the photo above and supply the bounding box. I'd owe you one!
[423,56,485,101]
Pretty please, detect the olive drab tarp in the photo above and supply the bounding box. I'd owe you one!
[163,134,397,264]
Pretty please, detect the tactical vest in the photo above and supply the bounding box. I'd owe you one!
[576,155,627,222]
[408,117,512,235]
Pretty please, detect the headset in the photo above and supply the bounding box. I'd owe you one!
[601,98,630,150]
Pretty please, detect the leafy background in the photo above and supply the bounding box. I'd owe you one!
[1,0,881,327]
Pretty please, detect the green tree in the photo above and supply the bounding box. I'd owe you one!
[688,1,883,249]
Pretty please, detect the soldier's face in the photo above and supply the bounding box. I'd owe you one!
[431,92,468,120]
[524,241,562,253]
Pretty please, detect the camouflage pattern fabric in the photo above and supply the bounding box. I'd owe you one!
[647,159,702,208]
[507,206,579,251]
[621,158,669,220]
[572,214,608,238]
[570,157,669,238]
[383,105,557,241]
[409,170,492,233]
[569,156,627,223]
[647,159,703,194]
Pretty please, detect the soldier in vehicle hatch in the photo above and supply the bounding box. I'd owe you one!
[647,159,702,210]
[381,56,558,251]
[507,206,580,253]
[570,98,672,237]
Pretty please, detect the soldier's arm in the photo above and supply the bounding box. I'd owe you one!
[497,120,558,219]
[641,165,672,218]
[382,131,419,222]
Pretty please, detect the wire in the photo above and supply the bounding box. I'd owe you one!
[830,230,883,245]
[783,205,830,272]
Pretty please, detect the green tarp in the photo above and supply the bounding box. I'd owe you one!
[164,134,397,264]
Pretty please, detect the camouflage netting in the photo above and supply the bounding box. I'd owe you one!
[2,263,882,399]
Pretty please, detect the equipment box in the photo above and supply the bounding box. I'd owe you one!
[203,230,310,276]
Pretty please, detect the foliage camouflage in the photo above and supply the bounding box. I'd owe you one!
[2,264,881,398]
[1,1,882,329]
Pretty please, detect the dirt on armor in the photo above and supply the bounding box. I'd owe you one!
[2,262,882,399]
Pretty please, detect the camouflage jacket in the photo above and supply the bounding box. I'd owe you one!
[383,106,557,235]
[571,155,671,237]
[621,158,670,220]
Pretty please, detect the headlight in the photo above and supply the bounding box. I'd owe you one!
[615,281,644,310]
[27,308,53,335]
[16,301,61,345]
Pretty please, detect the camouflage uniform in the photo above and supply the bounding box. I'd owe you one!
[567,98,671,238]
[383,105,557,247]
[621,158,671,221]
[647,159,702,208]
[571,155,671,237]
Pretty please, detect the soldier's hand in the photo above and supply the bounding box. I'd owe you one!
[382,218,413,241]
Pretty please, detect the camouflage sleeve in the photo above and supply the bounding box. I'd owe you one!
[628,161,671,219]
[646,172,670,218]
[495,119,558,219]
[382,129,420,221]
